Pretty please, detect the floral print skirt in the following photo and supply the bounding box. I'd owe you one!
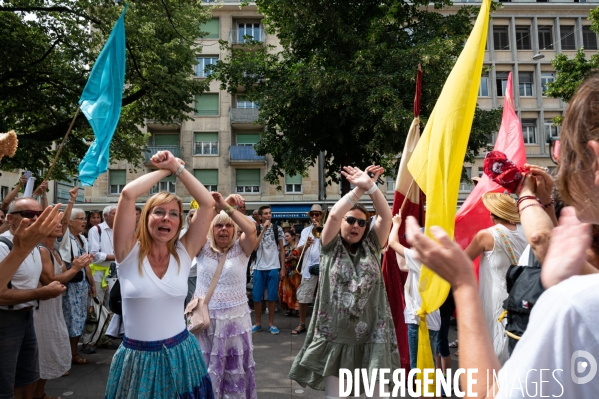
[279,271,301,311]
[62,278,88,337]
[105,329,214,399]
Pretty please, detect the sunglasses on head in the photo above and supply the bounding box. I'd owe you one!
[10,210,43,218]
[344,216,367,227]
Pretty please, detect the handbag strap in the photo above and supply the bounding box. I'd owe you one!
[204,248,229,304]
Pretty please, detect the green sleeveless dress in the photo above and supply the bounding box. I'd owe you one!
[289,230,400,390]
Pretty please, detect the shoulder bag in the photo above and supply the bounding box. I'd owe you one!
[185,248,229,334]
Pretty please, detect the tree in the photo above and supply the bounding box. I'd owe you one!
[0,0,212,182]
[544,9,599,125]
[211,0,501,193]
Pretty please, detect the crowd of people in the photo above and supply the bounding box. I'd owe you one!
[3,74,599,398]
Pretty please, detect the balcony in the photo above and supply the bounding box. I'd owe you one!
[230,28,266,45]
[230,108,259,124]
[144,119,181,131]
[145,146,183,163]
[229,145,265,165]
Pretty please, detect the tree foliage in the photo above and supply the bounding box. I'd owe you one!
[0,0,212,181]
[211,0,501,193]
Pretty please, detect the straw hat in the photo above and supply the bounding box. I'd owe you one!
[481,192,520,224]
[307,204,323,215]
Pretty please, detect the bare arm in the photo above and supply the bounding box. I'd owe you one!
[278,238,285,275]
[215,193,257,256]
[33,181,49,209]
[1,176,26,210]
[0,281,66,306]
[388,214,406,258]
[38,247,93,285]
[60,186,78,237]
[406,217,501,398]
[465,230,491,260]
[322,165,386,247]
[254,221,269,251]
[0,204,62,288]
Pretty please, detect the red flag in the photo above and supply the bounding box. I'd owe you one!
[381,65,425,372]
[454,72,526,275]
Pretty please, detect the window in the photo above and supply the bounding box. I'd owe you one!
[538,27,553,50]
[238,22,262,43]
[515,26,532,50]
[460,167,473,191]
[236,96,258,109]
[236,134,260,146]
[194,169,218,192]
[196,57,218,78]
[151,134,179,146]
[560,26,576,50]
[522,120,537,144]
[545,119,560,140]
[194,132,218,155]
[110,170,126,194]
[583,26,598,50]
[1,186,8,201]
[519,72,534,97]
[541,73,555,96]
[151,175,176,194]
[285,174,302,193]
[479,75,489,97]
[200,18,219,39]
[386,176,395,192]
[493,26,510,50]
[478,167,484,178]
[236,169,260,193]
[194,94,219,116]
[496,72,509,97]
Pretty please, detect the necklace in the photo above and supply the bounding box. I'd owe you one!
[149,251,170,262]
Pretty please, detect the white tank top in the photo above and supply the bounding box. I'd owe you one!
[117,241,190,341]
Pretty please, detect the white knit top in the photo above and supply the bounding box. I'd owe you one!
[195,240,249,310]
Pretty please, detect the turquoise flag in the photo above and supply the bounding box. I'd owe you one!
[78,5,127,186]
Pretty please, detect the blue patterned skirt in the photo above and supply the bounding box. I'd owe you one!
[105,329,214,399]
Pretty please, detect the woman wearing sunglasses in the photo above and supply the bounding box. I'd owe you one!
[289,165,399,398]
[104,150,215,399]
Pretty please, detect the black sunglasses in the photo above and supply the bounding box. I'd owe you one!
[344,216,368,227]
[10,210,43,218]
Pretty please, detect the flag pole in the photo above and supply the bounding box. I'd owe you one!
[44,106,81,182]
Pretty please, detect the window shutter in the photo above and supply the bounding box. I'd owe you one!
[154,134,179,146]
[110,170,126,185]
[236,169,260,186]
[201,18,219,39]
[237,134,260,145]
[194,132,218,142]
[194,169,218,186]
[194,94,219,116]
[285,174,302,185]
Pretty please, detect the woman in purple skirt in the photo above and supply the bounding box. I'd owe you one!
[193,193,258,399]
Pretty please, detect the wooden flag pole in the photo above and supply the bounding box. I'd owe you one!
[398,179,415,215]
[44,106,81,182]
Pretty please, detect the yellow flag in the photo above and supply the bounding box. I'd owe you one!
[407,0,491,392]
[190,199,199,210]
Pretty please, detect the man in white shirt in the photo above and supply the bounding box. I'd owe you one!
[87,205,116,304]
[0,198,65,399]
[252,205,284,335]
[292,205,324,335]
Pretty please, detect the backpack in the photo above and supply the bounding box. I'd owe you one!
[501,248,545,354]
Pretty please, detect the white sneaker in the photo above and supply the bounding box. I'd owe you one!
[265,308,269,315]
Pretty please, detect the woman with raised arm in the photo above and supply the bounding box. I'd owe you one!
[192,193,257,399]
[289,165,399,398]
[104,150,215,399]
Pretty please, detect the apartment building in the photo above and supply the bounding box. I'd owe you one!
[83,0,599,215]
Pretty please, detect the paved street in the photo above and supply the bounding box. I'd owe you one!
[47,306,458,398]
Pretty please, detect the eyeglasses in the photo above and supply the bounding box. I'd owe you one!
[73,217,86,221]
[309,212,322,217]
[151,208,181,219]
[344,216,367,228]
[215,223,234,230]
[10,210,43,218]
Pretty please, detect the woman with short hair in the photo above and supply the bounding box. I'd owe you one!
[104,150,215,399]
[289,165,399,398]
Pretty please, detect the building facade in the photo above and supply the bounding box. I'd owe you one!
[80,0,599,215]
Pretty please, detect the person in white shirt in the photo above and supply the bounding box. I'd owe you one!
[292,204,324,335]
[87,205,116,304]
[388,214,441,369]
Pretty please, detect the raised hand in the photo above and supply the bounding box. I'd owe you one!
[12,204,63,254]
[392,213,402,227]
[151,151,180,173]
[40,281,66,300]
[225,194,245,207]
[68,185,79,201]
[525,164,554,204]
[341,165,383,190]
[405,216,475,288]
[33,180,48,197]
[211,192,229,211]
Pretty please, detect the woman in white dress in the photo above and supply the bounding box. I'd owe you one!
[33,218,93,399]
[193,193,257,398]
[465,192,527,364]
[105,150,215,399]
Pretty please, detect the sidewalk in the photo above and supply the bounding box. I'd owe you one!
[46,307,458,398]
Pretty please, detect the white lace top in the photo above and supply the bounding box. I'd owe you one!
[195,240,250,310]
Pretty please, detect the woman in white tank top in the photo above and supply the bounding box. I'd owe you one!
[104,150,216,399]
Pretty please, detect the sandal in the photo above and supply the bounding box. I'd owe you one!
[62,371,70,377]
[448,339,458,348]
[291,324,306,335]
[72,354,89,365]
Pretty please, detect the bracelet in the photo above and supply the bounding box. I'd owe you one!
[349,190,360,203]
[224,205,234,215]
[174,164,185,177]
[518,203,544,215]
[543,196,555,209]
[68,200,75,204]
[516,195,540,207]
[364,182,378,195]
